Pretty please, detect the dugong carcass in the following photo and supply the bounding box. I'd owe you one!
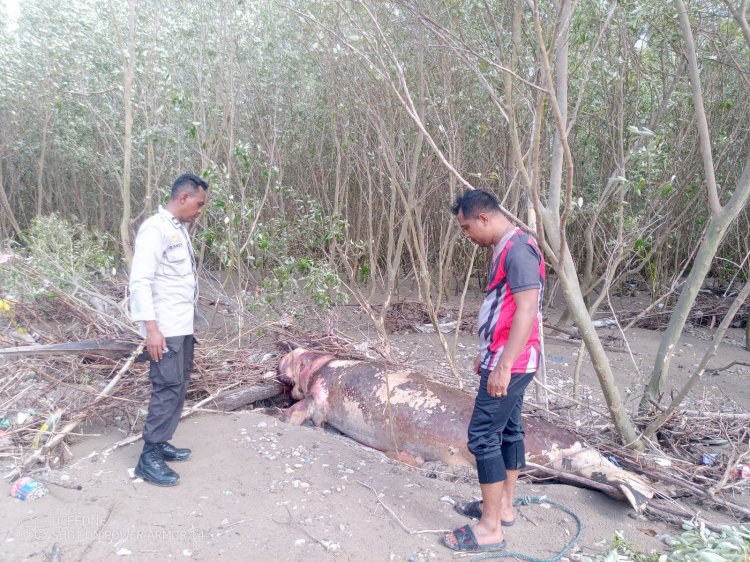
[277,348,654,511]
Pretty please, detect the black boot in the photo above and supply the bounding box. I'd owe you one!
[155,442,191,462]
[135,444,180,486]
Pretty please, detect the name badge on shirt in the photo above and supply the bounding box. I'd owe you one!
[166,234,183,251]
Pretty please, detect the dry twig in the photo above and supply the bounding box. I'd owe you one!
[358,480,450,535]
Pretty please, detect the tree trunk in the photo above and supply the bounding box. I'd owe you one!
[119,0,138,269]
[0,163,23,240]
[97,166,106,235]
[145,134,155,215]
[36,109,53,217]
[545,220,643,449]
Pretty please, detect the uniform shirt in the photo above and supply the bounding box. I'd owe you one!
[129,207,197,337]
[478,228,545,374]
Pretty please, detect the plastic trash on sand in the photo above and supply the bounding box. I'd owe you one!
[10,477,48,501]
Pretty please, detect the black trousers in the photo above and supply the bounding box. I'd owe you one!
[467,370,535,484]
[142,335,194,445]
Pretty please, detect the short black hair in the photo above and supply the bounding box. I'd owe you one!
[171,173,209,199]
[451,189,501,218]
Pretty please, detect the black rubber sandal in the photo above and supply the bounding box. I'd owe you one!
[454,500,516,526]
[441,524,507,552]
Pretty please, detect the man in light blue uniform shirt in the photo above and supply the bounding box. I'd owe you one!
[129,173,208,486]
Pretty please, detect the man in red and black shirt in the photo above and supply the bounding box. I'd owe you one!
[443,189,545,553]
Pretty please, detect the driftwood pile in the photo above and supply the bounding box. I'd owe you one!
[582,410,750,528]
[0,262,386,482]
[619,291,749,332]
[0,264,278,480]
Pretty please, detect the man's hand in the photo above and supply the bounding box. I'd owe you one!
[473,354,481,375]
[144,320,166,362]
[487,364,512,398]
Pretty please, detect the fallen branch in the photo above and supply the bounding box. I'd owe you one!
[524,462,623,499]
[547,334,627,353]
[680,410,750,420]
[710,361,750,373]
[644,501,722,533]
[0,339,145,360]
[208,380,283,411]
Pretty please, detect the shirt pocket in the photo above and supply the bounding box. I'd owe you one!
[160,245,192,276]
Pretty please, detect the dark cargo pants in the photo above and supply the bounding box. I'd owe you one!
[467,369,535,484]
[142,335,194,444]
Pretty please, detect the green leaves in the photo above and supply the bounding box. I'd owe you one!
[3,215,117,301]
[666,522,750,561]
[581,523,750,561]
[188,121,200,140]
